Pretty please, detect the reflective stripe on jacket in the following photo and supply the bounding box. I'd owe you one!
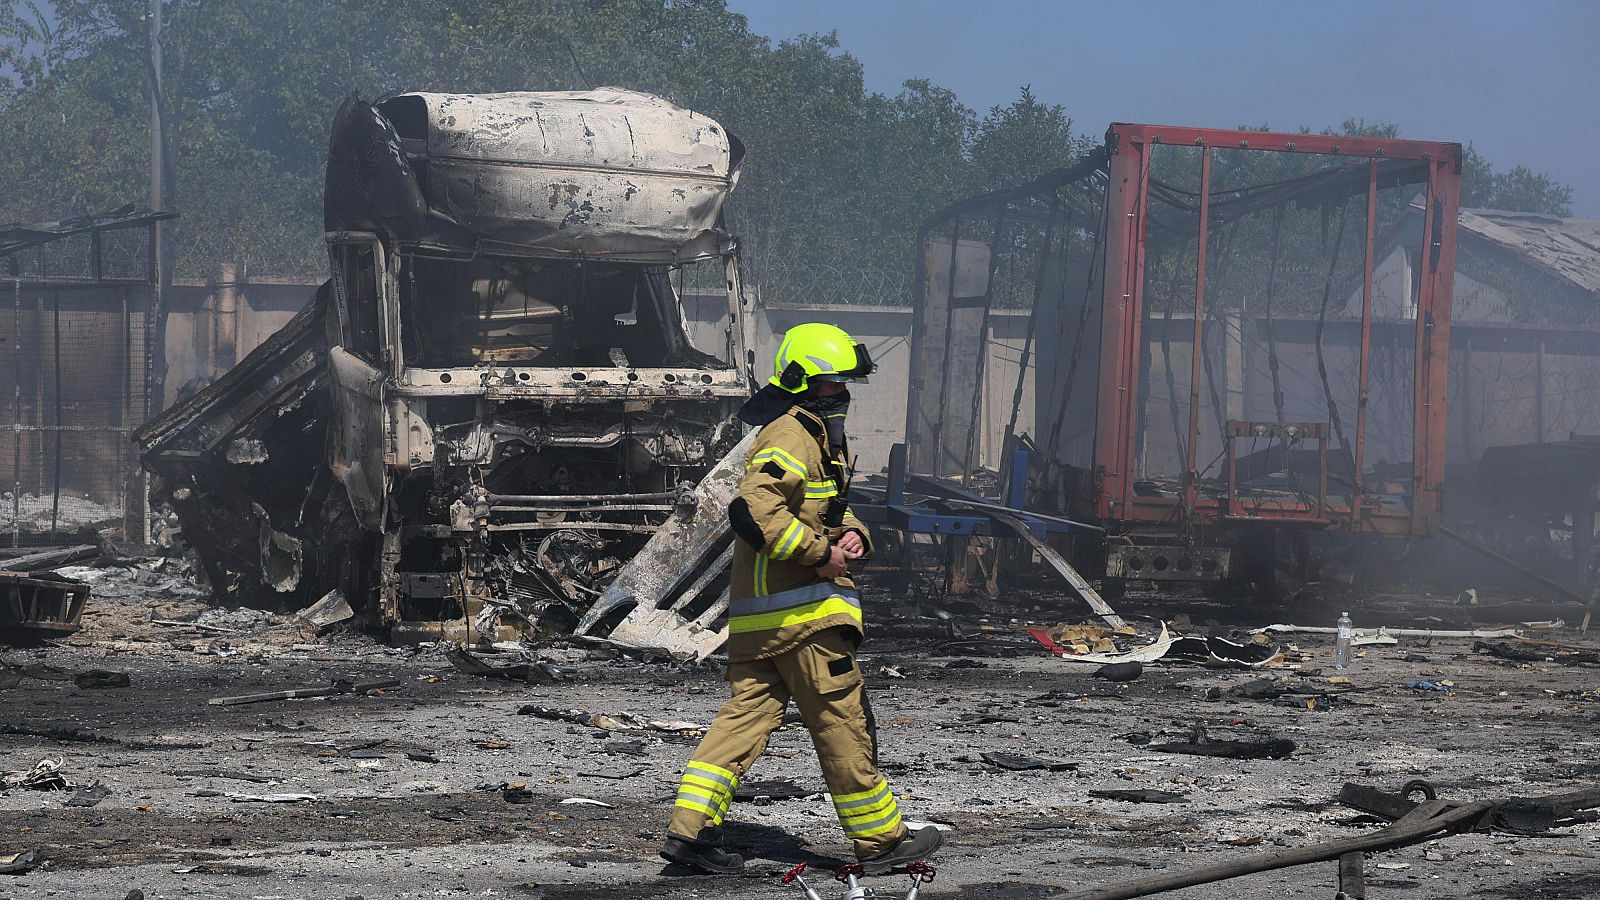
[726,406,872,661]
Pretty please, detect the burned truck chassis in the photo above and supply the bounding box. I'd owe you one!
[376,383,746,636]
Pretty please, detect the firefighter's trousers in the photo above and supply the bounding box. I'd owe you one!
[667,627,908,859]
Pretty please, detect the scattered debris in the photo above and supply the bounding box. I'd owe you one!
[517,705,703,734]
[579,768,645,781]
[1041,622,1282,669]
[979,752,1078,772]
[169,769,273,784]
[445,646,564,683]
[2,758,70,791]
[207,678,402,706]
[73,669,131,689]
[1226,678,1287,700]
[734,779,817,803]
[984,509,1125,629]
[944,658,988,669]
[64,781,111,807]
[1088,789,1188,804]
[0,544,98,572]
[559,797,613,808]
[292,589,355,632]
[1405,680,1452,692]
[1474,637,1600,666]
[227,793,317,803]
[0,723,114,743]
[0,850,36,875]
[1093,661,1144,682]
[1056,782,1600,900]
[1149,728,1296,760]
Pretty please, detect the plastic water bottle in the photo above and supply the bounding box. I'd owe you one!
[1333,611,1354,670]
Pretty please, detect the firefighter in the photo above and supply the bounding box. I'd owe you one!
[660,323,944,875]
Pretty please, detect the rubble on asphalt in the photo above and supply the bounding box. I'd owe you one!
[1,567,1599,898]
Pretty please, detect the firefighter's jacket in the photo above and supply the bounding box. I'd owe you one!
[727,405,873,662]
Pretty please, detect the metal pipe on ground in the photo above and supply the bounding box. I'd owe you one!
[1059,784,1600,900]
[1055,800,1490,900]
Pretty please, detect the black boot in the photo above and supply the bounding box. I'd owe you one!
[860,825,944,875]
[660,828,745,874]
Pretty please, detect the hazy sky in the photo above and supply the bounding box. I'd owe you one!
[729,0,1599,216]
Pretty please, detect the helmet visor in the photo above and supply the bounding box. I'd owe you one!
[826,343,876,382]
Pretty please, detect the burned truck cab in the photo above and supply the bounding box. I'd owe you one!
[323,90,752,636]
[141,89,752,638]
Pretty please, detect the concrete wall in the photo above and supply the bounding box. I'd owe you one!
[163,275,319,409]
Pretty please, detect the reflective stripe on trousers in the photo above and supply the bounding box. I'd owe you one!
[833,777,903,839]
[674,760,738,826]
[729,583,862,634]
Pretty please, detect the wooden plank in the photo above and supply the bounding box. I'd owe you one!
[0,545,96,572]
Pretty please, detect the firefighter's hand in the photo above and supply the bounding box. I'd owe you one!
[837,530,866,559]
[816,545,851,579]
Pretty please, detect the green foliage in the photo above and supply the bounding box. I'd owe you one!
[0,0,1577,307]
[971,86,1092,192]
[1460,147,1573,216]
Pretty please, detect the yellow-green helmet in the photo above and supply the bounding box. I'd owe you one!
[770,323,876,394]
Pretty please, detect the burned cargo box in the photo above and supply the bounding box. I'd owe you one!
[139,90,752,638]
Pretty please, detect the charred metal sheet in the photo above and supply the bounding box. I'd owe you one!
[576,430,757,659]
[327,347,388,531]
[135,290,328,458]
[136,292,347,611]
[254,502,303,594]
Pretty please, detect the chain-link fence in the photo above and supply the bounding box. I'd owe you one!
[0,212,165,546]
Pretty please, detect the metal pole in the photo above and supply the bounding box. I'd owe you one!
[932,216,962,476]
[49,290,62,536]
[961,203,1008,486]
[1122,145,1153,514]
[1352,160,1378,524]
[149,0,164,222]
[1183,148,1211,512]
[1004,195,1066,452]
[1411,176,1438,535]
[9,274,21,548]
[137,0,164,545]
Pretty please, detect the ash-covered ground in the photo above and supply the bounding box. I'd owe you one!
[3,566,1600,900]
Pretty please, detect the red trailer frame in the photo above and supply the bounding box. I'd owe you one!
[1093,124,1462,537]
